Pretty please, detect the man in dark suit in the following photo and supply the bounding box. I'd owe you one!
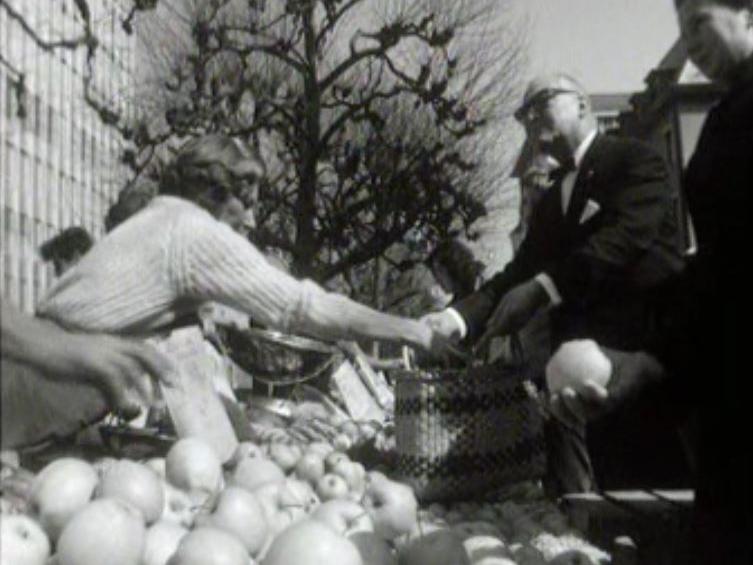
[423,72,688,493]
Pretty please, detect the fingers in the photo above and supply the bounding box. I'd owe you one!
[579,380,609,403]
[94,364,143,420]
[127,342,178,387]
[548,392,582,431]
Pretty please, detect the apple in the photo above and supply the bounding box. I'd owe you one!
[268,442,302,472]
[261,519,362,565]
[294,452,325,485]
[141,521,188,565]
[452,521,502,540]
[201,486,269,557]
[548,549,597,565]
[253,481,310,538]
[461,535,509,562]
[474,557,518,565]
[349,531,396,565]
[161,482,196,528]
[306,442,335,458]
[539,512,570,535]
[167,527,249,565]
[229,442,266,467]
[56,498,146,565]
[332,461,366,495]
[311,500,374,536]
[30,458,98,541]
[473,506,499,523]
[316,474,350,501]
[97,460,165,524]
[362,472,417,541]
[279,478,319,513]
[166,438,223,500]
[397,530,470,565]
[232,457,285,493]
[333,433,353,451]
[0,514,51,565]
[324,451,350,471]
[546,339,612,395]
[509,544,547,565]
[338,420,361,443]
[145,458,167,479]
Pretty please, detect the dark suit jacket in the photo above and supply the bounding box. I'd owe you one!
[652,60,753,563]
[454,133,685,350]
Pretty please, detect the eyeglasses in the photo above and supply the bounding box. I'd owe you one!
[514,88,579,124]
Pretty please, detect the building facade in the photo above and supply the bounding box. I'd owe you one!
[1,0,135,312]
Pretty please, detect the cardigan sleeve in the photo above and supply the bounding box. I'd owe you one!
[168,211,386,342]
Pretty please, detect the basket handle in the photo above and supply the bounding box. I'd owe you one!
[401,346,415,371]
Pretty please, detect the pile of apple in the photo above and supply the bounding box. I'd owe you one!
[0,435,416,565]
[0,432,609,565]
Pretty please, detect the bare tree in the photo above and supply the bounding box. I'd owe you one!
[123,0,527,286]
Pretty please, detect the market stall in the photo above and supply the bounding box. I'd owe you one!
[0,324,689,565]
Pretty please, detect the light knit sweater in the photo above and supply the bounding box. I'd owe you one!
[37,197,346,339]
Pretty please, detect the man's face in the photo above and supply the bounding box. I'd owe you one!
[677,0,753,83]
[516,85,582,163]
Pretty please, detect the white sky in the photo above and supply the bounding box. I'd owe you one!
[517,0,681,94]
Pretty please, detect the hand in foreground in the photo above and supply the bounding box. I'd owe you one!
[474,279,548,353]
[49,332,177,419]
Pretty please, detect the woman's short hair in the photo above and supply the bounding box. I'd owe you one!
[159,134,265,205]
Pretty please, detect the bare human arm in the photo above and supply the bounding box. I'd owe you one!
[1,301,175,417]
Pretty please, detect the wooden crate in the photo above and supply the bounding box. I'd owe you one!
[561,490,694,565]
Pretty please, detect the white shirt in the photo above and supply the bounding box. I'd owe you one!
[446,129,599,339]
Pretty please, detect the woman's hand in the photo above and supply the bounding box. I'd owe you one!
[52,333,176,418]
[2,301,176,418]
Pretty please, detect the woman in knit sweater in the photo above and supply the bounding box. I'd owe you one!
[2,135,445,448]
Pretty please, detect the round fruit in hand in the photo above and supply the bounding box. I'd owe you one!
[56,498,146,565]
[262,519,362,565]
[546,339,611,394]
[0,514,51,565]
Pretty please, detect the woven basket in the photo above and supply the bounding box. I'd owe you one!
[393,363,546,503]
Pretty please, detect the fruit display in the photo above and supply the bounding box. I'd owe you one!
[1,425,610,565]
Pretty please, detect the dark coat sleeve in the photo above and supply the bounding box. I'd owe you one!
[452,189,558,339]
[545,141,674,305]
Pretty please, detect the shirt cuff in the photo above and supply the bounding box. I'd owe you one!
[535,273,562,306]
[445,307,468,339]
